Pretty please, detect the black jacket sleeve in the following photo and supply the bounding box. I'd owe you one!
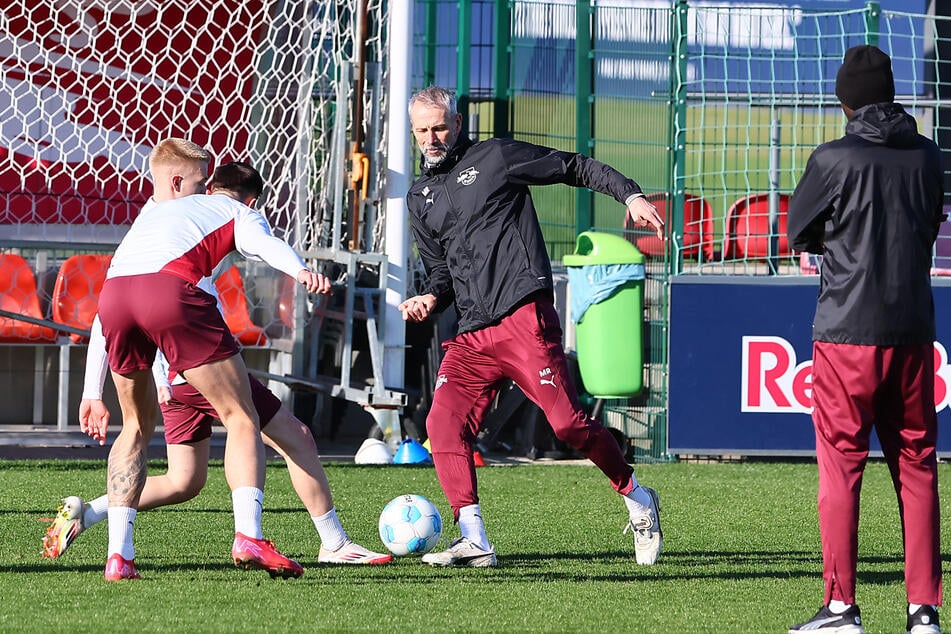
[788,150,835,254]
[407,199,455,312]
[499,138,642,203]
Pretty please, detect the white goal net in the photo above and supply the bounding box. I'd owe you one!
[0,0,391,341]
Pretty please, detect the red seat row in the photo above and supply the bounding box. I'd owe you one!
[0,254,271,346]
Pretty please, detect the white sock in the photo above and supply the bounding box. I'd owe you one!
[312,508,348,552]
[84,495,109,527]
[908,604,938,615]
[622,485,652,518]
[828,600,852,614]
[232,486,264,539]
[458,504,489,550]
[107,506,136,560]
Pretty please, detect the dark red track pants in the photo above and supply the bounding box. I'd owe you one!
[426,296,635,519]
[811,341,941,606]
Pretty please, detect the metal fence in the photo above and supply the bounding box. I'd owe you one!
[415,0,948,460]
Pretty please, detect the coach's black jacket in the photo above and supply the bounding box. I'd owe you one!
[407,136,642,334]
[788,102,944,345]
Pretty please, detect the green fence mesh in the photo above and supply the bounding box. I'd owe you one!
[416,0,950,460]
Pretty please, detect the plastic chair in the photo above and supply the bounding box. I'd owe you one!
[625,192,715,261]
[52,254,112,343]
[278,274,296,330]
[214,266,268,346]
[722,193,792,260]
[0,254,58,343]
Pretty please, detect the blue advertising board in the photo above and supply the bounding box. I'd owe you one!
[668,275,951,455]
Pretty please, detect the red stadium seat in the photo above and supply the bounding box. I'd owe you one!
[625,192,715,261]
[722,193,792,260]
[214,266,268,346]
[0,254,58,343]
[52,254,112,343]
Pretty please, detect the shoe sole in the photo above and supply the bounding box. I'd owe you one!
[233,556,303,579]
[42,520,82,559]
[422,555,497,568]
[789,625,865,634]
[317,556,393,565]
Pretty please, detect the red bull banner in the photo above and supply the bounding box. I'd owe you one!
[669,276,951,455]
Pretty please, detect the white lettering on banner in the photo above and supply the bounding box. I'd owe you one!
[741,336,951,414]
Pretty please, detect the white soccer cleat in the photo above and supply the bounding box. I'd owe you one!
[624,486,662,565]
[42,496,87,558]
[421,537,497,568]
[317,541,393,565]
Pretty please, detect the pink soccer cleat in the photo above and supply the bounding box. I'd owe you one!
[232,532,304,579]
[104,553,141,581]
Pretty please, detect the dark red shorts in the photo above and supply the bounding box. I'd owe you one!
[162,374,283,445]
[98,273,239,375]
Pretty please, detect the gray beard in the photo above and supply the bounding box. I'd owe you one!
[424,154,446,168]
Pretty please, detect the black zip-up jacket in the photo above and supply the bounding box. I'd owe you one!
[407,136,643,334]
[788,102,944,345]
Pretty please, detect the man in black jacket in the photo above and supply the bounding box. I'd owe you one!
[787,46,944,634]
[399,86,665,568]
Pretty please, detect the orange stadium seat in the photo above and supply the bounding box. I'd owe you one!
[215,266,268,346]
[722,193,793,260]
[52,254,112,343]
[626,192,715,261]
[0,253,58,343]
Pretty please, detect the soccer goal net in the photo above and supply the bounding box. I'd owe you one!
[1,1,391,347]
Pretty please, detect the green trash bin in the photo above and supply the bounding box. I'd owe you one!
[563,231,645,399]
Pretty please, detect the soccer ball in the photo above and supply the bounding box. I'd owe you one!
[378,494,443,556]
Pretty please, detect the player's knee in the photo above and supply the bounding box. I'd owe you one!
[426,401,475,448]
[549,411,594,450]
[263,409,316,451]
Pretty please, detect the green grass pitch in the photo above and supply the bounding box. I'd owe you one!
[1,458,948,633]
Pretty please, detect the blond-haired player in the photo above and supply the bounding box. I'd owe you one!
[43,140,391,576]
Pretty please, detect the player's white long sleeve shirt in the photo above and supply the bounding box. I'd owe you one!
[83,194,300,400]
[108,193,305,283]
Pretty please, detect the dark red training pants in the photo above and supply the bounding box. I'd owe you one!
[426,295,635,520]
[811,341,941,606]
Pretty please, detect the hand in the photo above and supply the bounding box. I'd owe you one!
[627,196,665,240]
[79,398,110,446]
[297,269,332,294]
[157,385,172,405]
[398,294,437,322]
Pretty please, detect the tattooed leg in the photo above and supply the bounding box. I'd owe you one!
[108,369,158,508]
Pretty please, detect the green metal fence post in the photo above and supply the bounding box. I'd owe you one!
[423,0,437,86]
[457,0,472,128]
[671,0,688,275]
[575,0,594,235]
[865,1,881,46]
[493,0,511,138]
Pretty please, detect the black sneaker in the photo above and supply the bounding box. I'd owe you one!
[789,605,864,633]
[907,605,941,634]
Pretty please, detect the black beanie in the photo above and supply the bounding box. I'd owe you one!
[835,45,895,109]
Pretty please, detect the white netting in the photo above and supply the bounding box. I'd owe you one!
[0,0,390,343]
